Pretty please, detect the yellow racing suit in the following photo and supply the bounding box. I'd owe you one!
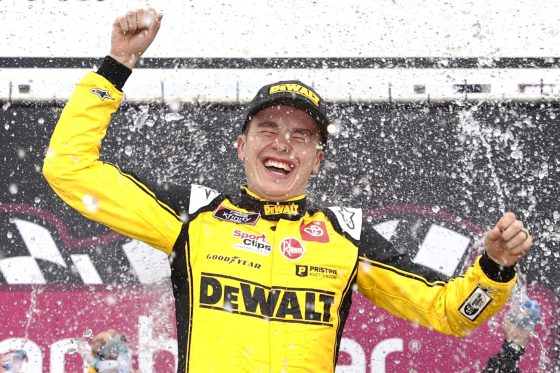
[43,57,516,373]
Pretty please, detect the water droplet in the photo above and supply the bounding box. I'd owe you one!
[9,183,18,195]
[82,194,99,213]
[327,124,338,134]
[510,149,523,159]
[165,112,184,122]
[124,145,133,156]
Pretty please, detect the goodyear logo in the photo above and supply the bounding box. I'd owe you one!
[269,84,320,107]
[263,203,299,216]
[199,273,335,326]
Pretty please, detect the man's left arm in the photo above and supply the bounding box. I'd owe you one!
[356,212,530,337]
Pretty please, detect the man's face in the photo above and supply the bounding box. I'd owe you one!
[237,105,324,201]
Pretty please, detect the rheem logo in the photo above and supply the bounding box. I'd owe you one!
[280,238,305,260]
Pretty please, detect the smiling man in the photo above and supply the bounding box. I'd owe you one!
[43,8,533,373]
[239,95,325,200]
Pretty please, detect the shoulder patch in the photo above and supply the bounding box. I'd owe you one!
[189,184,220,214]
[327,206,362,240]
[90,87,114,101]
[459,285,492,321]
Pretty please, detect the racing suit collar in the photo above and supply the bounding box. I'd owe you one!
[238,185,306,221]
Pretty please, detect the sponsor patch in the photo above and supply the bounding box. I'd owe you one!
[90,88,114,101]
[263,203,299,216]
[213,205,260,225]
[232,229,272,256]
[300,221,329,243]
[200,272,335,325]
[459,285,492,321]
[296,264,338,279]
[206,253,262,270]
[280,237,305,260]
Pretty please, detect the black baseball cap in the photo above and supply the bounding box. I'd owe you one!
[242,80,330,146]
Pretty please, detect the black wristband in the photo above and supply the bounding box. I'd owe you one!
[479,252,516,282]
[96,56,132,91]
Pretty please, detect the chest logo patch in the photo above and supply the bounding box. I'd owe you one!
[280,237,305,260]
[232,229,272,256]
[300,221,329,243]
[213,205,260,225]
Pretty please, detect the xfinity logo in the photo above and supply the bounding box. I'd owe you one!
[213,205,260,225]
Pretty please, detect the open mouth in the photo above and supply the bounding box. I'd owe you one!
[263,158,294,175]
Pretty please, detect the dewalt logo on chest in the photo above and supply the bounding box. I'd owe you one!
[199,273,335,326]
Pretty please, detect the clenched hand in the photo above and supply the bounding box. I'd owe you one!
[485,212,532,267]
[110,8,163,69]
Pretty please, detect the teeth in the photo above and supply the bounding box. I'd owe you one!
[264,159,292,171]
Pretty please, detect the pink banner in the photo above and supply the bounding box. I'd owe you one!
[339,287,556,372]
[0,285,556,372]
[0,284,177,373]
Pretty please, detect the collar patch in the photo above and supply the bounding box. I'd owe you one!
[263,203,300,216]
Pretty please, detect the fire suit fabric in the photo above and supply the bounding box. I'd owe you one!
[43,69,516,373]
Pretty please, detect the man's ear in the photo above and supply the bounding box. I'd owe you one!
[237,134,246,161]
[311,150,324,175]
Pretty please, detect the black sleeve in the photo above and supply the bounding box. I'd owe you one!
[482,340,523,373]
[96,55,132,91]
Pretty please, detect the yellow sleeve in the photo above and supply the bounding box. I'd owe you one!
[357,255,516,337]
[42,72,183,255]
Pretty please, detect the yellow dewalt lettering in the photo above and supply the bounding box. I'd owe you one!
[263,204,299,215]
[268,84,321,106]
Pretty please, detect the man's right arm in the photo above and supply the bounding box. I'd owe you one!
[42,65,182,254]
[42,9,181,254]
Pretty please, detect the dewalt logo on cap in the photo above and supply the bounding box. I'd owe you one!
[269,84,321,107]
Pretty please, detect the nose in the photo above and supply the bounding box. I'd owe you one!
[271,132,291,152]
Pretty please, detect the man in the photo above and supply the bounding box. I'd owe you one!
[43,8,532,372]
